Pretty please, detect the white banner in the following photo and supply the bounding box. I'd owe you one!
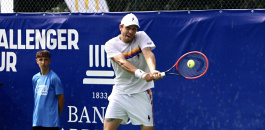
[65,0,109,13]
[1,0,13,13]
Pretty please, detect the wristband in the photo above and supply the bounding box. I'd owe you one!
[135,69,146,78]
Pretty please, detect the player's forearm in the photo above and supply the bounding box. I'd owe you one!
[142,48,156,72]
[146,53,156,72]
[112,55,137,75]
[58,101,64,115]
[117,59,137,74]
[57,95,65,115]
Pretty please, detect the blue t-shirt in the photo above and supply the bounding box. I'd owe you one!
[32,70,64,127]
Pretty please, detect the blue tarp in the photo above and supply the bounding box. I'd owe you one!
[0,10,265,129]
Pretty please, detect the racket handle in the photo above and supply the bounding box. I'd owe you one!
[161,72,166,77]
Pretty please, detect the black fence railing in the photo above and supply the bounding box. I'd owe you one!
[1,0,265,13]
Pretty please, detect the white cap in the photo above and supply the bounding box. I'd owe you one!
[120,13,140,28]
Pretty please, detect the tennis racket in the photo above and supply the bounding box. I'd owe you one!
[160,51,209,79]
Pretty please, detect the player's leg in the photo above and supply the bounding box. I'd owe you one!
[140,125,154,130]
[104,118,122,130]
[127,90,154,127]
[139,90,154,130]
[104,94,128,130]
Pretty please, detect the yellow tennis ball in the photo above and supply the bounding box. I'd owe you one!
[187,60,195,68]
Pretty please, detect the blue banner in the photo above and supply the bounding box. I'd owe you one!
[0,10,265,130]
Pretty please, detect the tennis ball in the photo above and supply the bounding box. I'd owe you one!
[187,60,195,68]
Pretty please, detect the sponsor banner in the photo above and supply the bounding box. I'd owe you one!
[0,10,265,129]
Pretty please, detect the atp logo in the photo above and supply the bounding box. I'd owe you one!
[83,44,114,85]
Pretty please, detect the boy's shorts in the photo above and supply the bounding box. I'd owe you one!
[105,90,154,126]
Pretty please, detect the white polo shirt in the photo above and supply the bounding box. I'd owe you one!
[105,31,156,94]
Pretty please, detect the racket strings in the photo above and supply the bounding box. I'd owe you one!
[177,53,208,78]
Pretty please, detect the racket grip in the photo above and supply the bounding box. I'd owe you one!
[161,72,166,77]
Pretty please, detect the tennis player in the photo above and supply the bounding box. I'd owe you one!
[104,13,162,130]
[32,50,65,130]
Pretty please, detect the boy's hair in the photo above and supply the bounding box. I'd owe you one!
[36,50,51,58]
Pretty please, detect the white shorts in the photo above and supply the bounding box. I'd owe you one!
[105,89,154,126]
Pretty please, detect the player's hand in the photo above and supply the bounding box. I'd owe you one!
[151,70,163,81]
[142,73,153,82]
